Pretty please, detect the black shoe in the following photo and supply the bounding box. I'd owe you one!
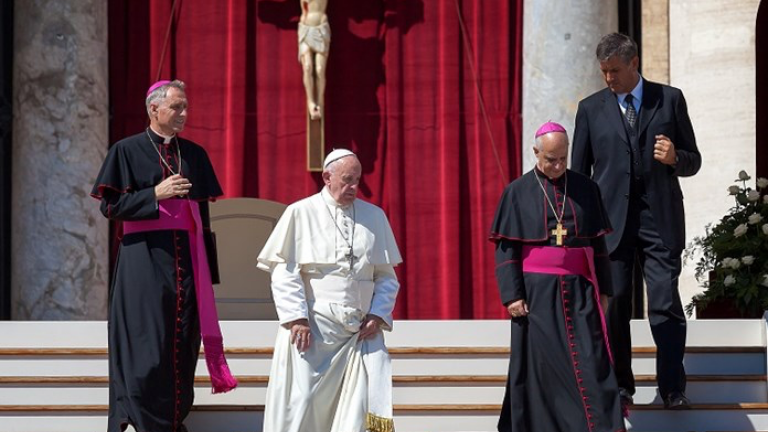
[663,391,691,410]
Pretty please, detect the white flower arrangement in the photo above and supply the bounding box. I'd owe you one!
[739,170,751,181]
[748,213,764,225]
[686,171,768,316]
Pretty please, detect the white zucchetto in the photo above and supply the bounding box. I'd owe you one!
[323,148,356,169]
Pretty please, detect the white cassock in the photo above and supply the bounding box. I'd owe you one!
[257,187,402,432]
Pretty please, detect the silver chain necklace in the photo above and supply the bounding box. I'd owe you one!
[533,169,569,246]
[146,129,182,176]
[325,202,357,270]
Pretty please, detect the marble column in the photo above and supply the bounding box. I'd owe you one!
[522,0,617,171]
[668,0,761,312]
[642,0,670,84]
[12,0,108,319]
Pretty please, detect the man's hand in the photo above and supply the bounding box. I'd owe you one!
[286,318,312,352]
[154,174,192,201]
[653,134,677,165]
[358,314,385,341]
[507,299,529,319]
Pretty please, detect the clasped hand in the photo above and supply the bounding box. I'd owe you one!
[285,314,383,353]
[653,134,677,165]
[287,318,312,352]
[507,299,529,319]
[154,174,192,200]
[358,314,385,342]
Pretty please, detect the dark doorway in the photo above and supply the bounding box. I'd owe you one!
[619,0,643,72]
[757,1,767,178]
[619,0,646,319]
[0,0,13,320]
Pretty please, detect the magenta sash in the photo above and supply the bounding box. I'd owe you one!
[521,245,614,364]
[123,199,238,393]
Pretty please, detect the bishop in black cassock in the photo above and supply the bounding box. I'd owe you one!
[91,80,236,432]
[490,122,626,432]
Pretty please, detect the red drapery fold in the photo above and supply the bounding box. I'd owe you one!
[108,0,523,319]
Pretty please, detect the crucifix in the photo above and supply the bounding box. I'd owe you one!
[345,247,357,271]
[299,0,330,171]
[326,202,357,272]
[551,223,568,246]
[533,169,569,247]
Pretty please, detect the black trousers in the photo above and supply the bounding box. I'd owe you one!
[607,194,687,398]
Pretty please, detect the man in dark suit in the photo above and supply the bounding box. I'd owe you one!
[572,33,701,411]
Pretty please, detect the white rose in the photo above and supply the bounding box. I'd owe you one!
[763,224,768,235]
[742,256,755,265]
[729,259,742,269]
[748,190,761,202]
[734,223,749,237]
[720,257,733,268]
[748,213,763,224]
[739,170,751,181]
[764,195,768,204]
[728,185,740,195]
[724,275,737,286]
[758,177,768,189]
[762,274,768,288]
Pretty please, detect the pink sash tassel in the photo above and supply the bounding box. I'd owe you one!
[124,199,238,394]
[202,335,239,393]
[521,246,614,365]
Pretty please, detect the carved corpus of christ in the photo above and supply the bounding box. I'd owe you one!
[299,0,330,171]
[298,0,330,121]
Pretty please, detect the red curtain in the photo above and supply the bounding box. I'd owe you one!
[108,0,523,319]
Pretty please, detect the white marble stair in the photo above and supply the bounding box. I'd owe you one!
[0,319,766,432]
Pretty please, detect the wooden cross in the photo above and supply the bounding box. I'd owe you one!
[307,116,325,171]
[551,223,568,246]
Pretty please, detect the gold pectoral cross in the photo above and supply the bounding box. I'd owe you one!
[551,223,568,246]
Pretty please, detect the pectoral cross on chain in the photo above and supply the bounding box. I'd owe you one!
[552,223,568,246]
[345,247,357,271]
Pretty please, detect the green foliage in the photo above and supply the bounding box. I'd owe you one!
[684,173,768,317]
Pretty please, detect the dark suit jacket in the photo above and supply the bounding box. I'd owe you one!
[571,79,701,254]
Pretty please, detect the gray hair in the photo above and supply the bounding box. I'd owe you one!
[145,80,186,114]
[595,33,637,63]
[535,131,569,150]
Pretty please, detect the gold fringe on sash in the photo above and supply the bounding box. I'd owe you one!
[366,412,395,432]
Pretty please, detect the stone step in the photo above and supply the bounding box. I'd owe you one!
[3,404,768,432]
[3,374,763,384]
[1,346,763,377]
[3,320,763,349]
[1,319,763,431]
[1,346,762,355]
[1,374,764,405]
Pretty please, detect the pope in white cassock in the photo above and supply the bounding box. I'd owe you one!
[257,149,402,432]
